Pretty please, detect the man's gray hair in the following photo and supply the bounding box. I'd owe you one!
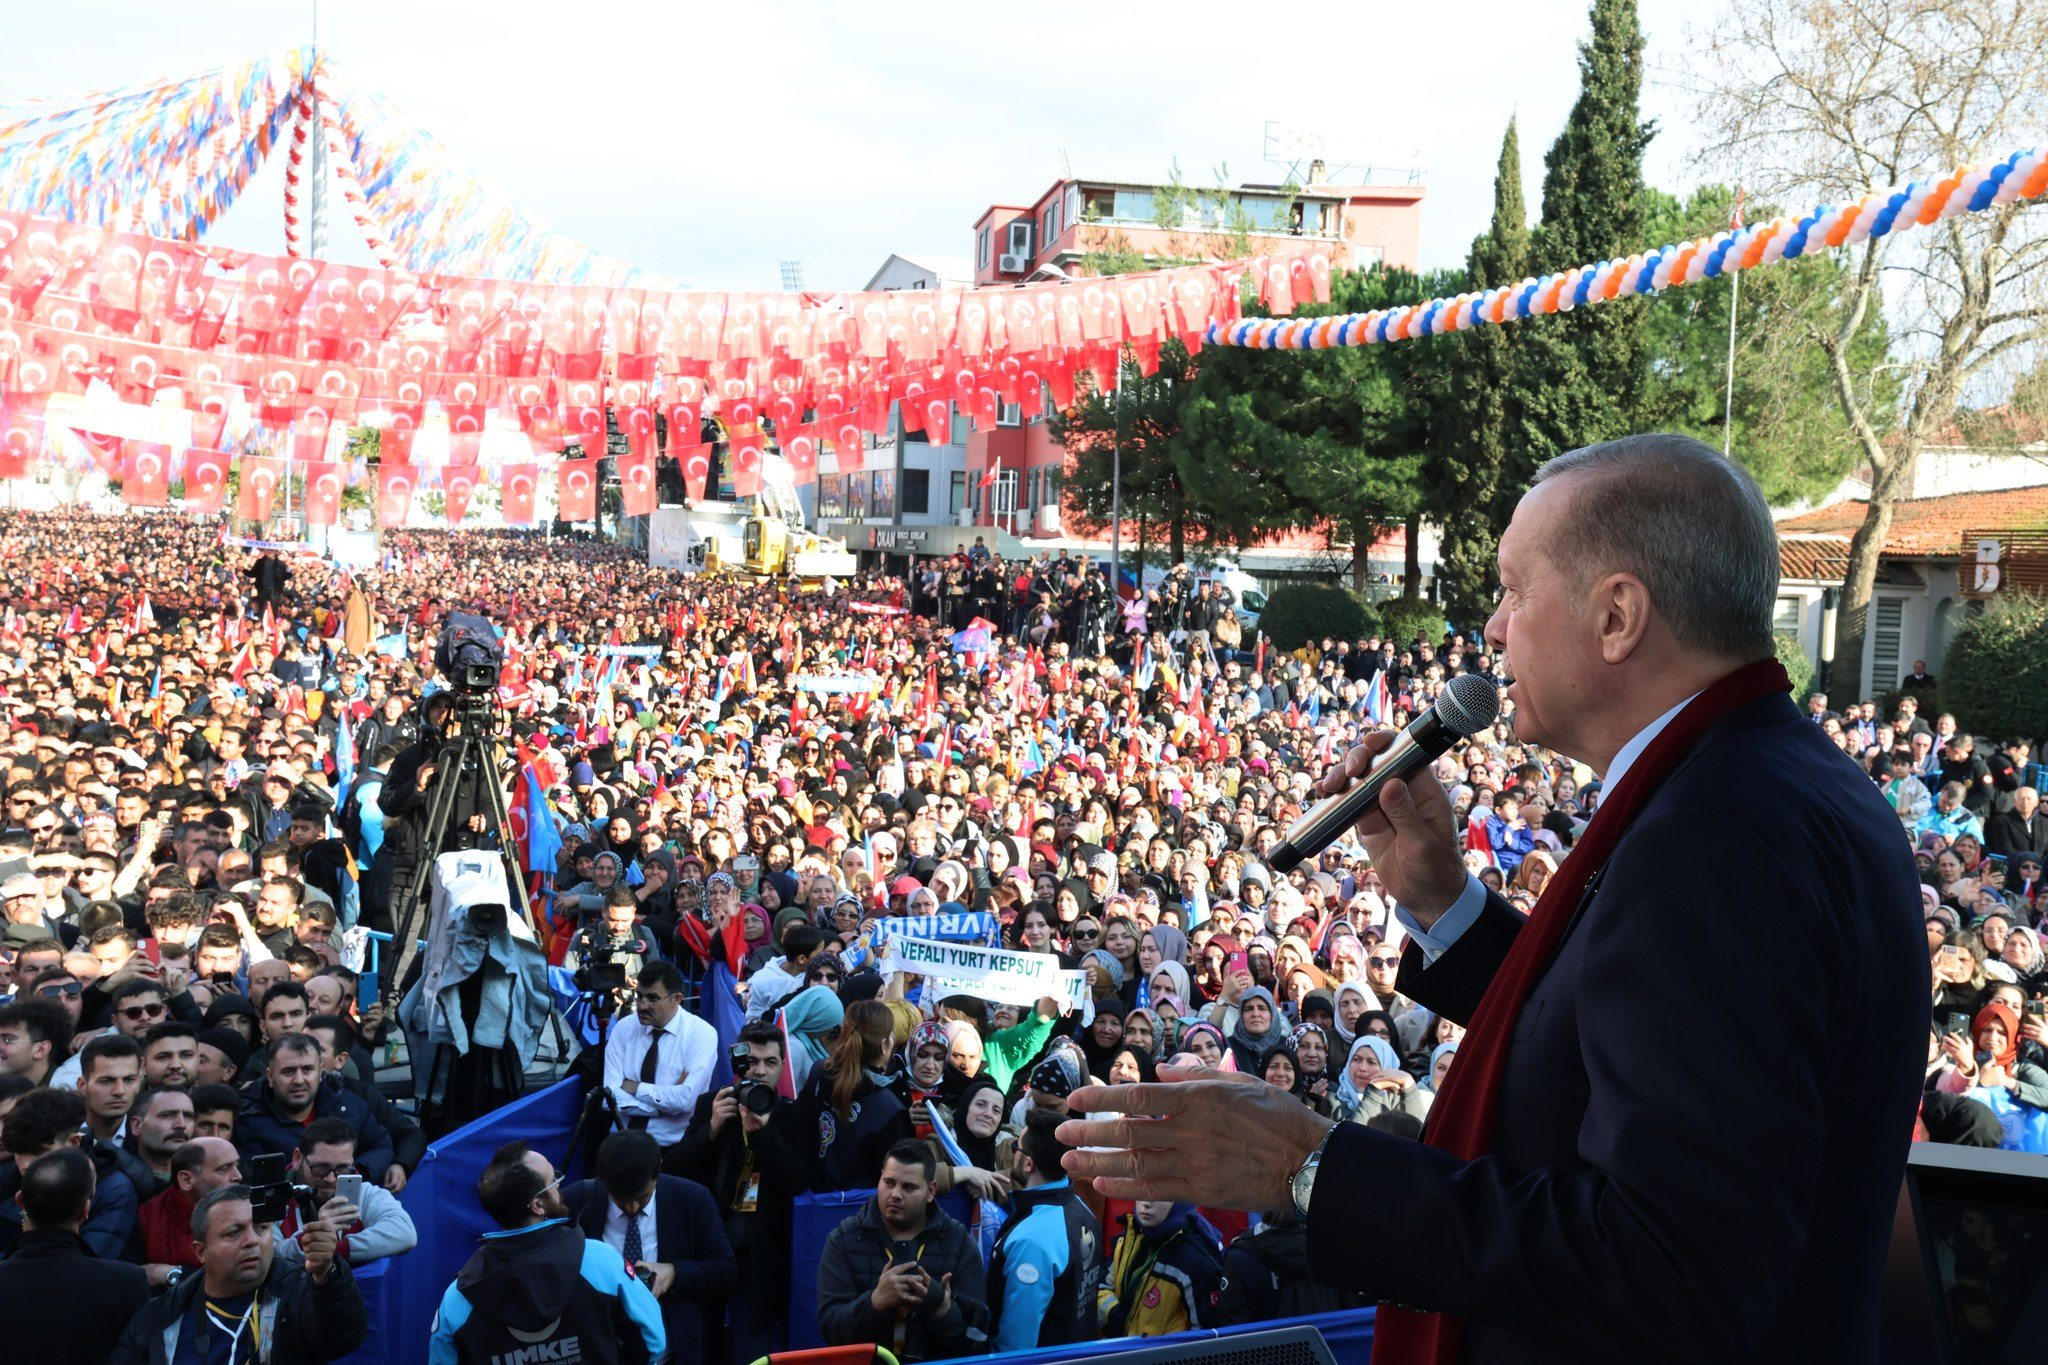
[1531,433,1778,659]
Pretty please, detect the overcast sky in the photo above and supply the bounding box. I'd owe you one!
[2,0,1718,291]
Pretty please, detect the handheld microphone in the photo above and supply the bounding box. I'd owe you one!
[1266,672,1501,875]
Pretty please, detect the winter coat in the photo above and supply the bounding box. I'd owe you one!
[110,1256,368,1364]
[816,1195,987,1361]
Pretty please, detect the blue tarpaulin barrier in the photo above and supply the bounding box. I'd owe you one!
[786,1188,975,1352]
[335,1076,589,1363]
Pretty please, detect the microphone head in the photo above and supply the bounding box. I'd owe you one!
[1434,673,1502,736]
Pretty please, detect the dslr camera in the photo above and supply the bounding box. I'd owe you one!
[730,1043,779,1116]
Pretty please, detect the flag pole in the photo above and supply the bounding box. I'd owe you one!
[1722,185,1745,456]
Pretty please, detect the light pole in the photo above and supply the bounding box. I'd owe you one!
[1110,352,1123,595]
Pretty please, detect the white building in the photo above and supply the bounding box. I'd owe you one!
[1775,483,2048,701]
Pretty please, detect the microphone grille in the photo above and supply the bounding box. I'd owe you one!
[1435,673,1502,736]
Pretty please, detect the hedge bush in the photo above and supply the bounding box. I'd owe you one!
[1940,592,2048,743]
[1378,597,1448,650]
[1258,583,1372,652]
[1774,631,1814,704]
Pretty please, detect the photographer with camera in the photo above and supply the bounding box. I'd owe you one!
[667,1021,811,1365]
[564,1130,736,1365]
[565,886,660,984]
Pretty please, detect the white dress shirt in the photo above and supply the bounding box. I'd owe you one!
[602,1187,659,1265]
[604,1007,718,1146]
[1397,692,1699,960]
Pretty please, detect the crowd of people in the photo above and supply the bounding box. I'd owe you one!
[0,507,2036,1363]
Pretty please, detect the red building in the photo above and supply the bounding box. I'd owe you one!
[961,165,1426,568]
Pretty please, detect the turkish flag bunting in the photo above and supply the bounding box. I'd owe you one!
[302,460,344,526]
[375,461,417,529]
[618,452,657,518]
[442,464,480,526]
[238,456,285,523]
[171,449,226,515]
[556,458,598,522]
[619,405,657,464]
[122,441,171,505]
[501,462,540,524]
[381,425,415,464]
[76,428,126,481]
[924,395,952,441]
[662,401,701,457]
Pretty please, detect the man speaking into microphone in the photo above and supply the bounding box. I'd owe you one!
[1058,435,1926,1363]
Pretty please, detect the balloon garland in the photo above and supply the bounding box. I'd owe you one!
[1207,143,2048,349]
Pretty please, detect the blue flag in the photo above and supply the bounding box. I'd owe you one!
[703,960,746,1090]
[524,767,563,875]
[334,707,356,810]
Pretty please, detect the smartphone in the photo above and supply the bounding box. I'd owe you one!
[1226,951,1250,979]
[333,1172,364,1208]
[1947,1012,1973,1038]
[2026,1001,2045,1019]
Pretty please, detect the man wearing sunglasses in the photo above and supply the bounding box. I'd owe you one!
[0,874,60,951]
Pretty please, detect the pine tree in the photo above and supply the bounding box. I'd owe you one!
[1512,0,1655,477]
[1428,118,1531,626]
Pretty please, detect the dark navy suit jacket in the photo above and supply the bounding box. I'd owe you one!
[566,1173,738,1365]
[1307,691,1928,1362]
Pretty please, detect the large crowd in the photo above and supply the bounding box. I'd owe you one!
[0,507,2038,1364]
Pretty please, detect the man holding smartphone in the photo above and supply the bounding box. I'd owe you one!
[272,1116,418,1267]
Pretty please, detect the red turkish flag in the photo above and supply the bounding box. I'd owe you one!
[122,441,171,505]
[562,378,606,454]
[238,456,285,523]
[375,462,417,528]
[924,395,952,442]
[618,452,657,518]
[674,443,710,502]
[619,405,657,464]
[302,460,344,526]
[501,462,540,524]
[781,425,819,484]
[442,464,480,526]
[189,406,228,452]
[729,428,764,498]
[0,409,42,480]
[182,449,230,513]
[556,458,598,521]
[663,400,701,457]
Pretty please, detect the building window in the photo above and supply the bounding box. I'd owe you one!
[1112,190,1155,223]
[996,402,1023,427]
[977,227,990,268]
[948,472,965,516]
[1352,245,1385,271]
[818,474,844,519]
[1772,597,1802,633]
[870,470,896,520]
[1871,598,1905,692]
[902,468,930,515]
[1040,467,1061,508]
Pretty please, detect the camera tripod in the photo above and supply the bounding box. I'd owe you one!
[377,688,531,1017]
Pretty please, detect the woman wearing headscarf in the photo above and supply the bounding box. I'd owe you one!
[1122,1007,1161,1062]
[1333,1035,1431,1125]
[795,998,912,1191]
[1078,994,1130,1081]
[2001,926,2046,994]
[1423,1041,1459,1093]
[1226,986,1284,1075]
[895,1020,951,1137]
[1289,1022,1335,1114]
[1937,1001,2048,1140]
[778,982,844,1095]
[1147,960,1192,1010]
[1140,924,1190,982]
[922,1072,1014,1203]
[1331,982,1373,1052]
[1178,1020,1231,1070]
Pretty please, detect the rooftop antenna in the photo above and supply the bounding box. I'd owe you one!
[1058,147,1073,179]
[778,259,805,291]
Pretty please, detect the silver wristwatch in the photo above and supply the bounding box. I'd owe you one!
[1289,1121,1340,1221]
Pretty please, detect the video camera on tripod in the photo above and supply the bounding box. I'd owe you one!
[572,926,631,1012]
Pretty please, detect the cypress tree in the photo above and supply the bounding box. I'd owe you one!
[1429,118,1531,626]
[1512,0,1655,477]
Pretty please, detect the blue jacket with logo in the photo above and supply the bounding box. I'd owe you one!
[428,1218,665,1365]
[986,1177,1101,1353]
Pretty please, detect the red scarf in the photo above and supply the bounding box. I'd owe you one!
[1373,656,1790,1365]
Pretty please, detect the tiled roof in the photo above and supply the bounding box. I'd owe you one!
[1776,484,2048,558]
[1779,535,1851,583]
